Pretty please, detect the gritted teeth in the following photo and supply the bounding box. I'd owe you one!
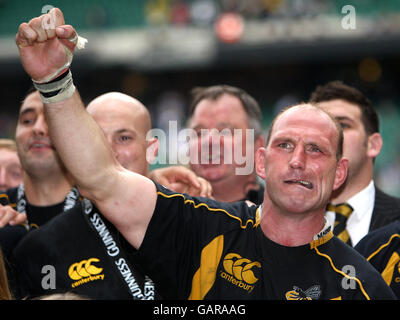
[285,179,313,189]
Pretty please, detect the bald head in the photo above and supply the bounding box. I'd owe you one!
[267,103,343,161]
[87,92,152,134]
[87,92,154,176]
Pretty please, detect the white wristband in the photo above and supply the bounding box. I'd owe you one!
[33,69,75,104]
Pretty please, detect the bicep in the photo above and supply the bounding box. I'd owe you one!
[91,169,157,249]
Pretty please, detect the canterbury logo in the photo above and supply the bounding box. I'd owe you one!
[220,253,261,293]
[68,258,105,288]
[68,258,103,280]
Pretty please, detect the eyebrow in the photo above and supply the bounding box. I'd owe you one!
[19,107,36,117]
[335,116,354,122]
[271,135,331,151]
[115,128,137,136]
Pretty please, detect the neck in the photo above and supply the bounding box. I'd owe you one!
[260,205,326,247]
[330,167,373,204]
[212,174,260,203]
[23,171,75,206]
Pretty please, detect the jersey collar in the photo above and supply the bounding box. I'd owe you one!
[310,218,333,249]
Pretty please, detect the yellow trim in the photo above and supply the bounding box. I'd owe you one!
[366,234,400,262]
[188,235,224,300]
[380,252,400,286]
[310,230,334,249]
[336,230,351,244]
[29,223,39,230]
[313,246,370,300]
[0,194,9,201]
[157,191,260,229]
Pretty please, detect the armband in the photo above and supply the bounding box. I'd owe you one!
[33,69,75,104]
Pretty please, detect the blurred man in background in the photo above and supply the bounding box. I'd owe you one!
[187,85,265,204]
[0,139,23,191]
[310,81,400,247]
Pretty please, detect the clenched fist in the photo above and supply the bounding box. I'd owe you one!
[15,8,78,83]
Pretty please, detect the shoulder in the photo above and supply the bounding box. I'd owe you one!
[374,187,400,211]
[155,182,259,228]
[355,220,400,260]
[371,187,400,229]
[319,237,386,282]
[320,237,396,299]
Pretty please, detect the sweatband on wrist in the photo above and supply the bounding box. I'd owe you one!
[33,69,75,104]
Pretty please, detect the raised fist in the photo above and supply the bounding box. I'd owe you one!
[15,8,78,83]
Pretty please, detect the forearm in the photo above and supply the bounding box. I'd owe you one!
[44,88,119,199]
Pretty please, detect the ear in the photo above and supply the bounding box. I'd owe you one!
[255,147,267,180]
[367,133,383,159]
[146,137,159,164]
[333,157,348,191]
[254,135,266,154]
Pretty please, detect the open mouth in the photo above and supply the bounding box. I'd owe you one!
[284,179,313,190]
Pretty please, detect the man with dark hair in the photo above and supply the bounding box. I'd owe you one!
[310,81,400,247]
[13,9,396,300]
[187,85,265,204]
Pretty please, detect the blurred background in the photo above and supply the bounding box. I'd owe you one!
[1,0,400,195]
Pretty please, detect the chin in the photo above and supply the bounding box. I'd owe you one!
[198,166,227,182]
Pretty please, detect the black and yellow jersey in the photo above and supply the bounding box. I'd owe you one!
[9,200,158,300]
[355,220,400,299]
[135,182,396,300]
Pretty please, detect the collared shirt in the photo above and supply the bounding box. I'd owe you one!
[326,180,375,246]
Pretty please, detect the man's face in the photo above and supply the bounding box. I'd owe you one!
[318,99,369,180]
[15,91,60,174]
[87,99,150,176]
[0,148,23,190]
[188,94,256,182]
[258,106,347,214]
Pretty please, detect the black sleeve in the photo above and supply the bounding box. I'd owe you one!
[355,220,400,263]
[135,182,251,299]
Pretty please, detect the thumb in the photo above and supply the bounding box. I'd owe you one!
[55,25,77,52]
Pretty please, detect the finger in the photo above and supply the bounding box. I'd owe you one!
[55,25,77,52]
[42,13,56,38]
[9,213,27,226]
[29,17,47,43]
[156,177,169,187]
[170,182,188,194]
[16,22,37,47]
[180,168,201,189]
[50,7,66,27]
[50,8,76,51]
[198,178,212,198]
[0,208,17,228]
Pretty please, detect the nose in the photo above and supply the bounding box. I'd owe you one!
[32,115,49,137]
[289,145,306,170]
